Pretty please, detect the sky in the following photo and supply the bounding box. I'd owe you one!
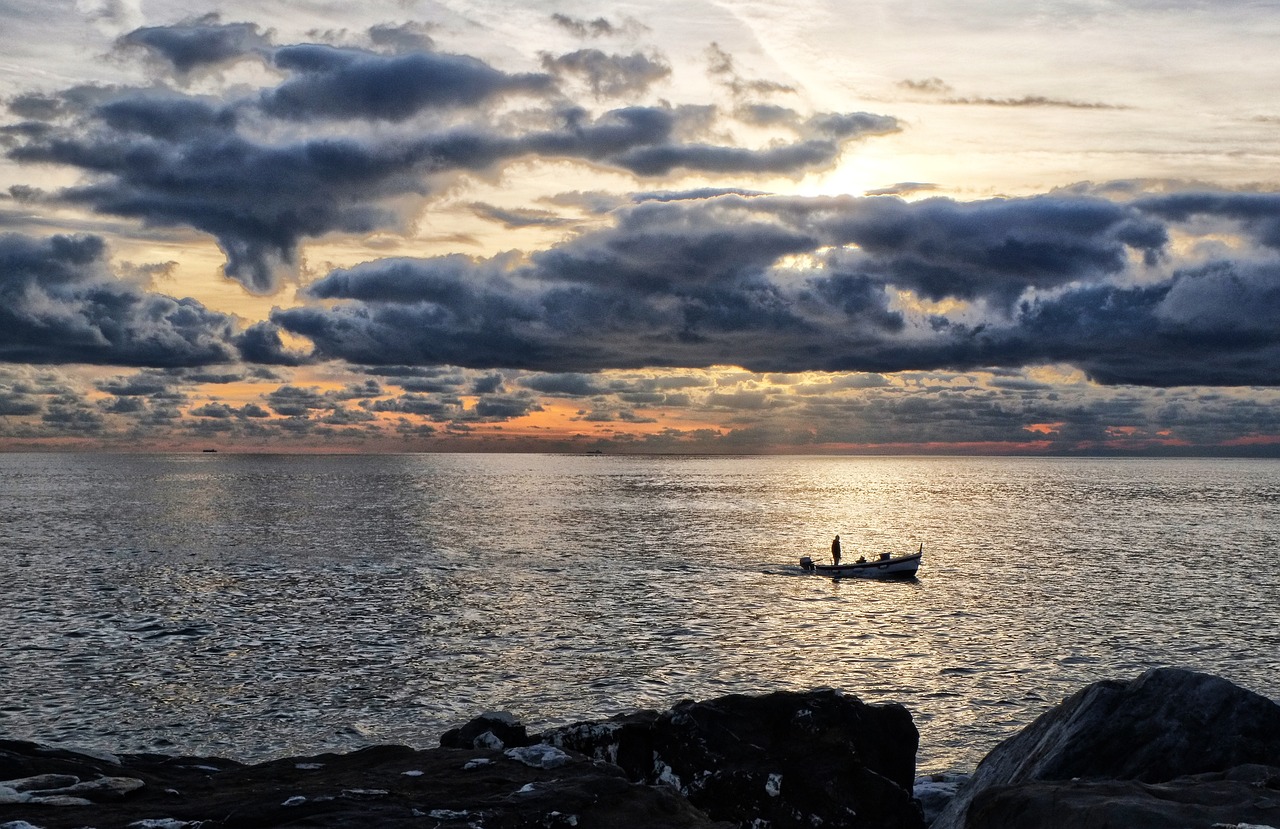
[1,0,1279,454]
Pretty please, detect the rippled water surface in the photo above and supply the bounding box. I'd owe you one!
[2,453,1278,773]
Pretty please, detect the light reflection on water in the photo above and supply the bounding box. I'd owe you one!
[1,453,1278,774]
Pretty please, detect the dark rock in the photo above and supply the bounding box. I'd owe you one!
[933,668,1280,829]
[543,688,925,829]
[967,764,1280,829]
[0,739,725,828]
[439,711,534,750]
[913,773,968,825]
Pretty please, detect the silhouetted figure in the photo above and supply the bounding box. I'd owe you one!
[831,534,841,566]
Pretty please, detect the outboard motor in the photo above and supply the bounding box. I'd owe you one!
[799,556,815,571]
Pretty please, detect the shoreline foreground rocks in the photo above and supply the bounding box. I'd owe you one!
[3,668,1279,828]
[932,667,1280,829]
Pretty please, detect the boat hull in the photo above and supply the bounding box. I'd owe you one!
[799,552,921,579]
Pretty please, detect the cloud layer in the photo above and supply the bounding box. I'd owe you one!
[2,11,1280,452]
[5,18,898,293]
[271,191,1279,387]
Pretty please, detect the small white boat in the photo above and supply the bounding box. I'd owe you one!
[799,544,923,579]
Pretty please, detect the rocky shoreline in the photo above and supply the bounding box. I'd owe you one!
[3,668,1279,828]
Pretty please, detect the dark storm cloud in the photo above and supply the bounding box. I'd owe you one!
[1134,191,1280,250]
[5,29,898,293]
[461,393,542,421]
[797,193,1168,308]
[0,232,238,367]
[367,22,436,52]
[521,373,610,396]
[336,379,385,399]
[520,106,898,176]
[9,114,415,292]
[471,373,504,394]
[117,16,272,74]
[96,370,178,396]
[0,389,42,415]
[261,45,554,122]
[96,93,238,140]
[190,402,237,418]
[369,393,459,419]
[269,190,1280,386]
[179,368,247,384]
[265,385,333,416]
[1009,260,1280,386]
[99,395,149,414]
[235,322,311,365]
[273,198,890,372]
[540,49,671,96]
[363,365,469,393]
[41,393,105,433]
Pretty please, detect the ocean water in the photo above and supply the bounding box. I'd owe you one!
[1,453,1277,774]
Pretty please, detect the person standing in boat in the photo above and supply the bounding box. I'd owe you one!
[831,534,842,566]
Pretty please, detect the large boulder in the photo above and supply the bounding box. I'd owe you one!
[934,668,1280,829]
[965,764,1280,829]
[543,688,925,829]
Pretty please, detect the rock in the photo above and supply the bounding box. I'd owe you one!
[966,764,1280,829]
[543,688,925,829]
[505,744,573,769]
[439,711,533,750]
[934,668,1280,829]
[913,773,968,825]
[0,738,724,828]
[2,775,80,792]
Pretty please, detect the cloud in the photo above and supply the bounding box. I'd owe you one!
[0,380,43,414]
[706,43,795,99]
[235,322,313,366]
[369,393,459,419]
[5,29,899,293]
[266,189,1280,386]
[898,77,953,94]
[521,373,611,396]
[549,14,646,39]
[942,95,1129,110]
[864,182,938,197]
[469,202,575,229]
[95,368,182,396]
[0,232,239,367]
[116,15,272,75]
[367,22,436,53]
[1134,191,1280,250]
[261,44,554,122]
[461,393,542,421]
[9,103,421,292]
[41,393,105,433]
[265,384,334,416]
[631,187,769,204]
[540,49,671,96]
[798,193,1167,307]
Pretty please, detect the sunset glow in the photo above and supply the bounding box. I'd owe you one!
[2,1,1279,454]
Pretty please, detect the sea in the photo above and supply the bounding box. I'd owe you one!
[2,453,1277,775]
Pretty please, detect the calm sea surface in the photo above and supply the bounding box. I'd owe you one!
[1,453,1277,774]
